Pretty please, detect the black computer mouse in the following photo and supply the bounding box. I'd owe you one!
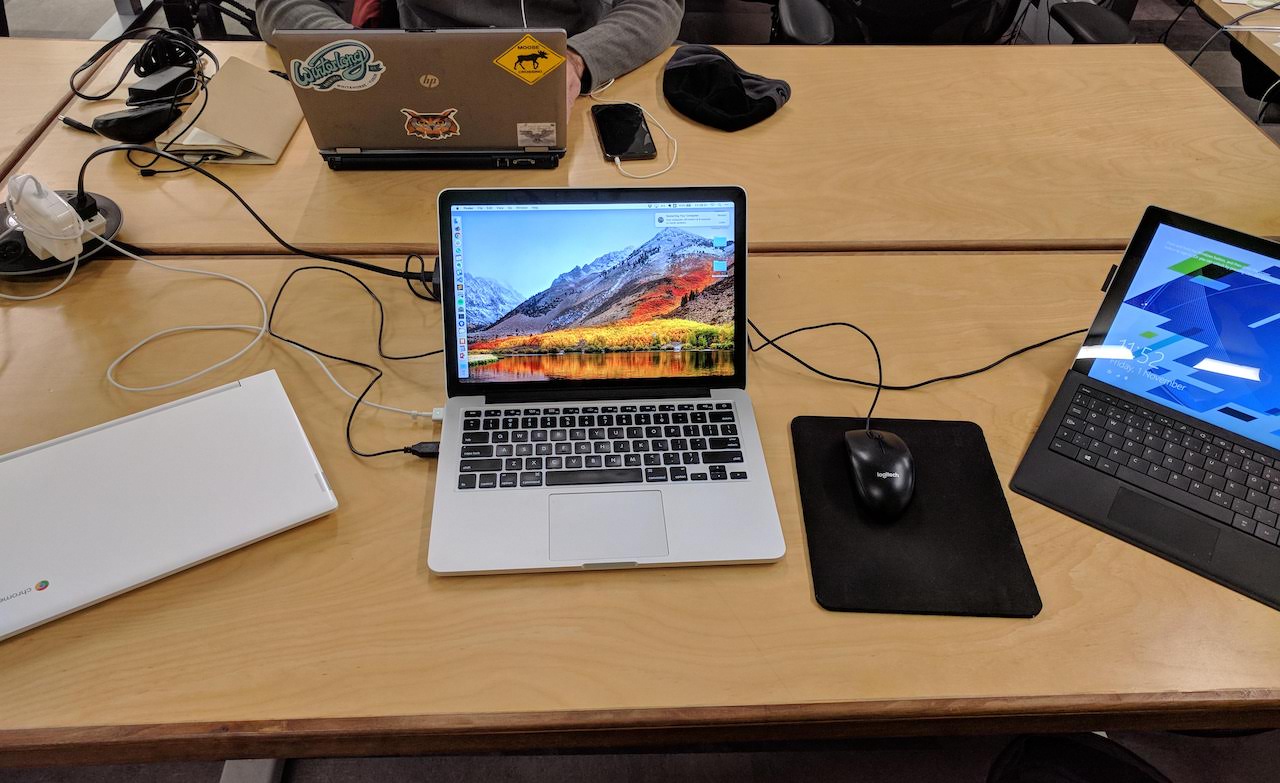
[843,429,915,521]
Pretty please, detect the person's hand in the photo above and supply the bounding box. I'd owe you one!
[566,49,586,115]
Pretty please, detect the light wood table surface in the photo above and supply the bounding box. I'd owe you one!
[14,42,1280,255]
[3,251,1280,766]
[0,39,108,182]
[1197,0,1280,76]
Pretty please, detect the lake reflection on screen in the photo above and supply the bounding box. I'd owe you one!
[466,350,734,382]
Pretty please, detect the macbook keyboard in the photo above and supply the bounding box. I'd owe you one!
[455,401,748,490]
[1051,385,1280,546]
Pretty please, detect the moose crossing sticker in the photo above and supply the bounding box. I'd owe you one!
[493,34,565,85]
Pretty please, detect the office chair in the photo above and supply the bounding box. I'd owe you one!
[822,0,1024,44]
[1048,0,1137,44]
[680,0,835,45]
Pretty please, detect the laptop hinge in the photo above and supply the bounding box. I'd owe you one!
[485,387,714,404]
[334,147,361,154]
[523,146,550,152]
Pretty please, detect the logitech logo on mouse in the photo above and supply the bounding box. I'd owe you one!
[876,471,900,479]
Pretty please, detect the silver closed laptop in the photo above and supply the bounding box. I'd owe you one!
[428,187,785,574]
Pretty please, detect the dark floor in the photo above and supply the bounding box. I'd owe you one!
[3,731,1280,782]
[3,1,1278,781]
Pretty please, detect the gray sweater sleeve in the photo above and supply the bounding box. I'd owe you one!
[568,0,683,88]
[257,0,683,87]
[258,0,351,45]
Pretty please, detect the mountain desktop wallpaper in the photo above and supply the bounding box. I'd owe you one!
[456,212,736,383]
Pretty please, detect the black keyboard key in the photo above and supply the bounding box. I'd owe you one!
[1162,442,1185,460]
[535,443,552,456]
[546,456,564,470]
[589,428,606,440]
[491,432,510,443]
[1051,439,1079,459]
[464,410,481,418]
[1097,458,1119,475]
[1206,473,1226,490]
[1103,431,1124,448]
[585,455,603,468]
[496,444,514,457]
[503,409,520,417]
[516,444,533,456]
[644,453,661,466]
[1232,497,1256,518]
[593,442,611,453]
[457,474,478,489]
[605,454,622,467]
[1142,447,1163,464]
[1085,424,1105,440]
[511,431,529,443]
[1210,489,1232,508]
[715,402,733,409]
[462,445,493,458]
[682,451,700,465]
[710,437,741,449]
[1247,474,1269,493]
[703,450,745,464]
[645,467,669,482]
[460,459,502,472]
[478,473,498,489]
[519,472,543,487]
[554,442,572,455]
[1184,451,1205,468]
[1161,455,1183,474]
[462,432,490,445]
[570,428,587,440]
[730,471,749,480]
[1256,524,1279,545]
[483,410,501,418]
[463,419,481,431]
[613,441,630,453]
[1226,480,1247,499]
[546,469,643,486]
[721,424,738,436]
[624,454,642,466]
[1147,464,1170,482]
[691,472,709,481]
[574,442,592,454]
[1226,466,1249,484]
[1128,455,1150,473]
[526,457,544,471]
[566,456,584,469]
[1183,465,1206,483]
[1077,451,1100,468]
[1089,440,1110,457]
[1168,473,1190,491]
[531,430,549,442]
[563,407,580,415]
[670,467,689,481]
[658,404,675,412]
[710,411,735,423]
[1189,480,1211,499]
[499,473,518,487]
[1233,514,1257,535]
[1223,452,1243,468]
[505,458,523,471]
[1123,439,1143,456]
[662,452,681,466]
[1243,459,1263,477]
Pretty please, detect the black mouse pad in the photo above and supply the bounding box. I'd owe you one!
[791,417,1042,618]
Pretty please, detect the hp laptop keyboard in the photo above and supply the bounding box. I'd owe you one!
[1051,385,1280,546]
[456,401,747,490]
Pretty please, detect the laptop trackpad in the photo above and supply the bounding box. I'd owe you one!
[1108,487,1219,563]
[549,491,669,562]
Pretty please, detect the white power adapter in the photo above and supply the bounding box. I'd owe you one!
[6,175,104,261]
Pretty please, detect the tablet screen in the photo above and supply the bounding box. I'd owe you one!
[1087,222,1280,450]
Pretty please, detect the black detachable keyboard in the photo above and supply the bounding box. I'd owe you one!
[1050,385,1280,546]
[454,401,748,490]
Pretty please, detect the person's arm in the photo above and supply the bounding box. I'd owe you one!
[257,0,352,46]
[567,0,683,91]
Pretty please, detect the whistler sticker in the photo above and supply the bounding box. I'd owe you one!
[402,108,461,140]
[291,40,385,92]
[493,34,565,85]
[517,122,557,147]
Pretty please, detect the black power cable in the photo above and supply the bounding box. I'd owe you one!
[746,319,1087,392]
[268,265,442,459]
[74,143,431,284]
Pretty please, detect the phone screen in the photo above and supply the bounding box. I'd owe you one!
[591,104,657,161]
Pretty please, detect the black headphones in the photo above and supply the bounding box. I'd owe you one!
[70,28,220,144]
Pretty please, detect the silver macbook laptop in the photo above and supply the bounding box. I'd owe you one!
[428,187,786,574]
[0,371,337,642]
[275,28,569,170]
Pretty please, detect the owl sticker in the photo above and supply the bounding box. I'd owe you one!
[401,108,460,140]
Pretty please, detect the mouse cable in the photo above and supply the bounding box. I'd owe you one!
[746,318,1087,393]
[1158,0,1195,44]
[1187,0,1280,67]
[74,143,433,285]
[269,264,443,459]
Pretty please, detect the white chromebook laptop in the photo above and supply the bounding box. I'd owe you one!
[428,187,785,574]
[0,370,337,642]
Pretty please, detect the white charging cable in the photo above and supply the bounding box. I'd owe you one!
[0,175,83,301]
[588,80,678,179]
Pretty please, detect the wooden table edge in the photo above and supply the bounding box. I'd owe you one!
[131,238,1140,258]
[0,41,116,184]
[5,690,1280,767]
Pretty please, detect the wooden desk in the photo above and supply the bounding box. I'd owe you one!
[1197,0,1280,77]
[0,39,108,182]
[17,43,1280,255]
[3,252,1280,766]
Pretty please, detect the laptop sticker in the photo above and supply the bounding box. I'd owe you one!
[290,39,385,92]
[402,108,461,140]
[493,34,566,85]
[517,122,557,147]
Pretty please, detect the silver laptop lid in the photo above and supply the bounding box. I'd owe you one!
[276,28,569,153]
[436,187,748,401]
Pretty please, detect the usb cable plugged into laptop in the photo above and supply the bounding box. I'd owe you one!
[406,441,441,459]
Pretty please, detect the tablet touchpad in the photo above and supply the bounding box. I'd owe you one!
[549,491,669,562]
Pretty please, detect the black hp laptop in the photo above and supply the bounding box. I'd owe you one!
[1014,207,1280,609]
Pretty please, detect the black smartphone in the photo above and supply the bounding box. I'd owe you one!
[591,104,657,161]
